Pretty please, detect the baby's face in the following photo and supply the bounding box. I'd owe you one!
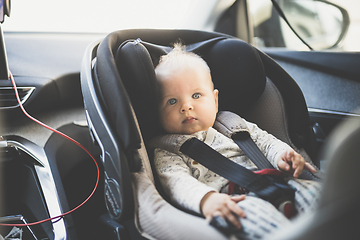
[158,67,218,134]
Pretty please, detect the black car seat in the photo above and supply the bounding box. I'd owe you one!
[80,29,320,239]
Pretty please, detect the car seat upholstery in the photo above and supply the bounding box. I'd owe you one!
[81,29,320,239]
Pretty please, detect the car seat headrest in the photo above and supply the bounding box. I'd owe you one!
[203,39,266,113]
[115,40,164,142]
[115,36,267,142]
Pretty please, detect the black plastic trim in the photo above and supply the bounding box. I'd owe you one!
[264,49,360,81]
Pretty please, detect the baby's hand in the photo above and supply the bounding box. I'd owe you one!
[277,149,317,178]
[200,192,246,229]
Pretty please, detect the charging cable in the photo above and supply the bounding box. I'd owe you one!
[0,72,100,227]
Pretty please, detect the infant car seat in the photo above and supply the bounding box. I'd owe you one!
[80,29,320,239]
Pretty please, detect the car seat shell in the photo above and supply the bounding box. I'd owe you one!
[81,29,320,239]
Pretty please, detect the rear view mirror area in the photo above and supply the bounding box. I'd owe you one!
[280,0,349,50]
[251,0,350,50]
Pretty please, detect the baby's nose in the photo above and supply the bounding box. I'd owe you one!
[181,103,194,113]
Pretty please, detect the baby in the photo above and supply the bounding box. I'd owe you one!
[151,43,320,239]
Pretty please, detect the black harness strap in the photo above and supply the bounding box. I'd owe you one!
[232,131,322,181]
[181,138,263,191]
[180,138,296,209]
[231,131,274,169]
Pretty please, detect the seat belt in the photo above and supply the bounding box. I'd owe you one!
[180,137,296,213]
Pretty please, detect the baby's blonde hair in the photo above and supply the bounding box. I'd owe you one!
[155,42,210,80]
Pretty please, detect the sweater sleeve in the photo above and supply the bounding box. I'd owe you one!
[154,148,217,214]
[245,120,292,169]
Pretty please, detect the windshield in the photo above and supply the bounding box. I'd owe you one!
[1,0,229,33]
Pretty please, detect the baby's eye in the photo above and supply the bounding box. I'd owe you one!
[192,93,201,99]
[167,98,177,105]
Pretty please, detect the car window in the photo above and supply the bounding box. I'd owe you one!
[1,0,233,33]
[248,0,360,52]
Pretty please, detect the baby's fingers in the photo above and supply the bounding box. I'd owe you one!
[278,159,291,172]
[292,153,309,178]
[209,210,241,230]
[221,206,242,229]
[230,194,246,203]
[293,166,304,178]
[227,199,246,219]
[304,162,317,173]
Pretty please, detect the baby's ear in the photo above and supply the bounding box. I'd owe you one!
[214,89,219,110]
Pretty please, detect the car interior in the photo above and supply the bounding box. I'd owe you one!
[1,0,360,240]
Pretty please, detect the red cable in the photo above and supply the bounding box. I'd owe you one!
[0,72,100,227]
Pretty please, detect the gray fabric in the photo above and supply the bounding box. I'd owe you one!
[214,111,250,138]
[243,78,320,174]
[243,78,290,145]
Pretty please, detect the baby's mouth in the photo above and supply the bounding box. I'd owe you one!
[182,117,197,124]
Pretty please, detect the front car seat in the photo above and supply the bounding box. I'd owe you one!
[80,29,320,239]
[271,114,360,240]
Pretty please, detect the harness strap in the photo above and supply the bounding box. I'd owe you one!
[180,138,296,210]
[216,111,323,181]
[231,131,274,169]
